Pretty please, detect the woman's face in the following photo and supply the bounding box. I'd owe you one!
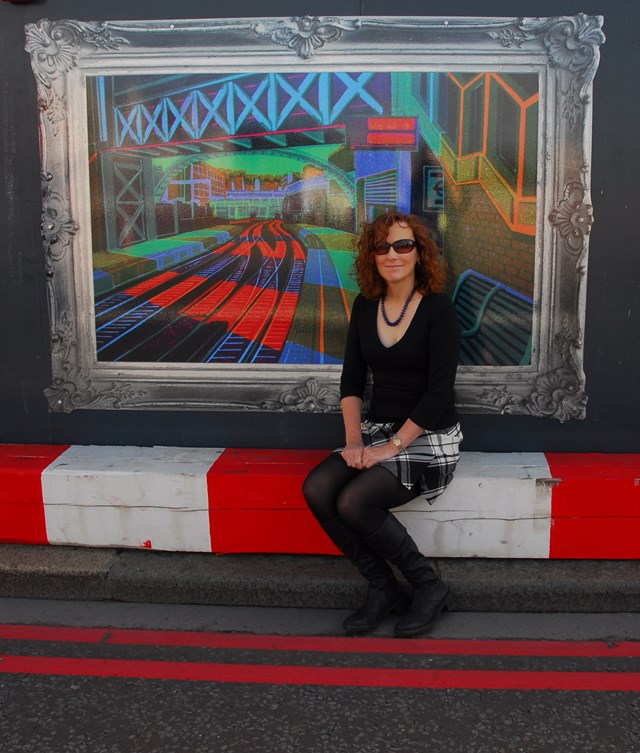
[374,222,419,288]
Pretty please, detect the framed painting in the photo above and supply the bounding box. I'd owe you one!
[26,14,604,419]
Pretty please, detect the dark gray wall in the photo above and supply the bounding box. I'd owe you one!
[1,0,638,452]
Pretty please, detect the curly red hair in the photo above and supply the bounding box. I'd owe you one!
[353,211,446,300]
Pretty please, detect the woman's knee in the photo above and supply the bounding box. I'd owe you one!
[303,454,351,503]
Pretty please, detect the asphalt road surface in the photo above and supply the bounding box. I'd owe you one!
[1,600,639,753]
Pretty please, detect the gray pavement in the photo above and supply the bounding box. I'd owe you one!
[3,598,640,641]
[1,544,639,612]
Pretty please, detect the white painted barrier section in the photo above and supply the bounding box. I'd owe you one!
[42,446,223,551]
[395,452,552,558]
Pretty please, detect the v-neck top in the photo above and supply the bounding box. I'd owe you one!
[340,292,460,430]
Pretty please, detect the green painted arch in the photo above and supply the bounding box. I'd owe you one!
[153,145,356,203]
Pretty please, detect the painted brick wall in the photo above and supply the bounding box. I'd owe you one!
[444,180,535,299]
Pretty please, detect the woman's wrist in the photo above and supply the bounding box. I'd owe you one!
[345,427,363,444]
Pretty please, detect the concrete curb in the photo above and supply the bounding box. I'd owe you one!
[1,545,640,612]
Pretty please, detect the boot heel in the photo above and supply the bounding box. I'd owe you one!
[343,582,407,635]
[394,583,450,638]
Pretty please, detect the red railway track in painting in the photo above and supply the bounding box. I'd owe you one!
[1,624,639,692]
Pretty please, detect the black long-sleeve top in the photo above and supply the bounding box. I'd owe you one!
[340,293,460,431]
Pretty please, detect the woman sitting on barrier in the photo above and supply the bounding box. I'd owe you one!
[303,211,462,637]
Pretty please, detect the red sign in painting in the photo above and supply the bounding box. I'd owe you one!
[347,117,418,150]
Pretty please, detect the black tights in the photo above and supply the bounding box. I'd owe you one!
[302,452,415,539]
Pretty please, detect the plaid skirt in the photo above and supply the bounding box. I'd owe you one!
[336,421,462,504]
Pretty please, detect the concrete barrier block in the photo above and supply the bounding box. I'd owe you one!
[42,446,223,551]
[396,453,552,558]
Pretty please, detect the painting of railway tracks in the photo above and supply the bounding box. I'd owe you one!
[94,219,354,364]
[88,69,539,366]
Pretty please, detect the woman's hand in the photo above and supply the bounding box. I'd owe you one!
[341,442,365,468]
[361,442,399,468]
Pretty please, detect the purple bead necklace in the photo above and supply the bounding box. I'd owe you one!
[380,285,416,327]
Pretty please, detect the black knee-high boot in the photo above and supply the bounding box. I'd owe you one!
[364,514,450,638]
[321,517,409,635]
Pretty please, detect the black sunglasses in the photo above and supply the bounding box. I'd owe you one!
[374,239,417,255]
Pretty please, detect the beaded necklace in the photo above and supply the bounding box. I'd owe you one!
[380,285,416,327]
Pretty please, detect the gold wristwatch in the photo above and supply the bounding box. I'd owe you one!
[391,434,404,452]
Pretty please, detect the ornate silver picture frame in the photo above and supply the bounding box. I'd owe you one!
[26,15,604,420]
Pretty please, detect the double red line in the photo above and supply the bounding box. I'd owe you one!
[1,624,639,691]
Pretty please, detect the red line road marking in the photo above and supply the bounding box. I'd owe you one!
[1,625,639,657]
[1,655,639,691]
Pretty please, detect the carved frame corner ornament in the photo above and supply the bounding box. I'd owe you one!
[25,20,127,132]
[481,323,587,423]
[44,312,147,412]
[27,15,603,419]
[490,14,605,129]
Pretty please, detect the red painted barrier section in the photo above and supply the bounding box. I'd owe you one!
[0,445,69,544]
[547,453,640,559]
[206,448,339,554]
